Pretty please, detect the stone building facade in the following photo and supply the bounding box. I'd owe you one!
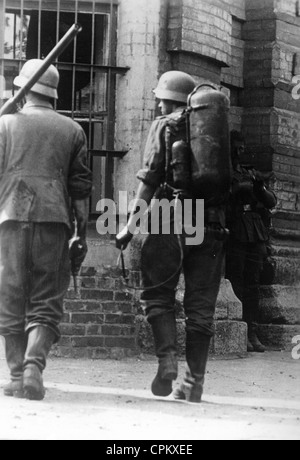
[0,0,299,358]
[242,0,300,348]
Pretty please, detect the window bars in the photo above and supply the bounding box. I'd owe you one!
[0,0,129,212]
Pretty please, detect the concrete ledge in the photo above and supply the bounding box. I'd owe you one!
[216,278,243,320]
[259,285,300,325]
[257,324,300,351]
[213,320,247,355]
[51,345,136,360]
[176,278,243,321]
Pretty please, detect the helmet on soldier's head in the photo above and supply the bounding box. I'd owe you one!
[14,59,60,99]
[153,71,196,104]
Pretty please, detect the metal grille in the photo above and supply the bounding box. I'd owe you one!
[0,0,129,212]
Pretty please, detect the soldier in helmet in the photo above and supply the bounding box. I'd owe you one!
[0,60,92,400]
[226,130,277,353]
[116,71,226,403]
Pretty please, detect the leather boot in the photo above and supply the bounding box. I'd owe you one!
[23,326,56,401]
[3,335,26,398]
[248,325,265,353]
[149,312,178,397]
[247,339,254,353]
[174,330,211,403]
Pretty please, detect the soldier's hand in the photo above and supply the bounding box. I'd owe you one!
[69,237,88,275]
[116,226,133,250]
[253,171,265,186]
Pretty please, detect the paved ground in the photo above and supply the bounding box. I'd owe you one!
[0,338,299,441]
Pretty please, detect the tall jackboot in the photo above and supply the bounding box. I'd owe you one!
[174,330,211,403]
[149,312,178,397]
[243,290,265,353]
[23,326,56,401]
[3,335,26,398]
[248,323,265,353]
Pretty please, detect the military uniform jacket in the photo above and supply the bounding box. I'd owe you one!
[136,110,182,190]
[227,165,276,243]
[0,102,92,231]
[137,108,226,227]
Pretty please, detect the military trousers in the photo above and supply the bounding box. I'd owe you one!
[140,231,225,337]
[226,238,267,325]
[0,221,70,342]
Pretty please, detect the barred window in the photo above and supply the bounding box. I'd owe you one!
[0,0,129,213]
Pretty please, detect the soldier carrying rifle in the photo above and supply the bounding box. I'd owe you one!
[226,130,277,353]
[0,58,92,401]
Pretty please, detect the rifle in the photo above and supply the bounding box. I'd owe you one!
[0,23,82,117]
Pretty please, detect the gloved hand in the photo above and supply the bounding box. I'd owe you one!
[252,172,266,199]
[116,226,133,250]
[69,237,88,276]
[253,171,265,184]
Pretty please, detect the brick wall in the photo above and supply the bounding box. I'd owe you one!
[275,0,299,15]
[168,0,232,67]
[242,0,300,348]
[221,10,245,133]
[272,109,300,216]
[274,178,300,214]
[243,0,300,236]
[222,0,246,20]
[221,18,245,88]
[53,267,139,359]
[52,267,247,358]
[171,52,222,84]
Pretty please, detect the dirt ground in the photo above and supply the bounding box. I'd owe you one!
[0,349,299,441]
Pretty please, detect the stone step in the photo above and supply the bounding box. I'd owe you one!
[271,255,300,286]
[272,244,300,258]
[176,278,243,321]
[215,279,243,321]
[259,285,300,325]
[256,324,300,352]
[257,243,300,286]
[136,316,247,357]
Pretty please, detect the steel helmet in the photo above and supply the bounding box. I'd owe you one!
[14,59,59,99]
[153,71,196,104]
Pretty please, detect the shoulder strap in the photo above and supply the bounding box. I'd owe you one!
[164,111,187,186]
[164,124,173,186]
